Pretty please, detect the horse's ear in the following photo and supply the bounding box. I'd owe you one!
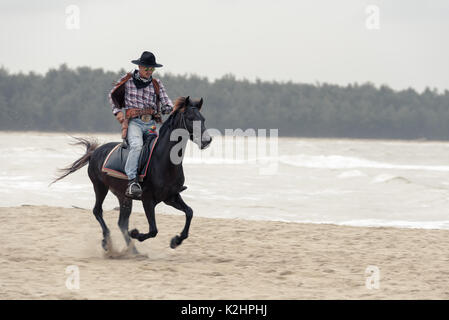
[198,97,203,110]
[185,96,190,105]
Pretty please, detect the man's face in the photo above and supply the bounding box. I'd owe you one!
[138,65,155,79]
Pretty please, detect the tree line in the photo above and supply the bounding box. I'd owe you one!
[0,64,448,140]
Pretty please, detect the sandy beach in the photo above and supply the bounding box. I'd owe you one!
[0,205,448,299]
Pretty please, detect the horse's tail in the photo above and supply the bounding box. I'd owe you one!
[50,137,99,185]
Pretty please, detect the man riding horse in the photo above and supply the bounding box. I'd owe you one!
[109,51,185,199]
[52,51,212,251]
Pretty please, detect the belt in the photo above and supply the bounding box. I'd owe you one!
[125,108,155,122]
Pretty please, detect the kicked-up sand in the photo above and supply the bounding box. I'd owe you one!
[0,205,448,299]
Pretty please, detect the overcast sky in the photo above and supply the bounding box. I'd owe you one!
[0,0,448,92]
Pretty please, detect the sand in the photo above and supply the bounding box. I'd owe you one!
[0,205,448,299]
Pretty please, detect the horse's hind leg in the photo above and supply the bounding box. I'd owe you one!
[92,181,111,251]
[117,196,139,254]
[164,194,193,249]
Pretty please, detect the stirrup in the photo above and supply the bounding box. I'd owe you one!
[126,179,142,199]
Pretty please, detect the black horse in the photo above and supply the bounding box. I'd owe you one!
[52,96,212,252]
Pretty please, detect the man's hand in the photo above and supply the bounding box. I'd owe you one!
[115,111,125,124]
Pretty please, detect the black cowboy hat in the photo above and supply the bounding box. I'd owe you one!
[131,51,163,68]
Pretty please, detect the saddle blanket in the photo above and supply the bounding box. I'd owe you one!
[101,135,158,181]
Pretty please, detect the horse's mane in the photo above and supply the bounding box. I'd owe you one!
[173,96,187,112]
[159,97,187,136]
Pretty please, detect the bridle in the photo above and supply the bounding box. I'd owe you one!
[179,107,200,140]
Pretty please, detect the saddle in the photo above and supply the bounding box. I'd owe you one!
[101,135,159,182]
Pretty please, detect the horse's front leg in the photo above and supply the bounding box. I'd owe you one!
[129,198,158,242]
[164,193,193,249]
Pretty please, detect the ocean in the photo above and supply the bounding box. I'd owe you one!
[1,131,449,230]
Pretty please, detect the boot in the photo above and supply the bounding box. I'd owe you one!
[125,177,142,199]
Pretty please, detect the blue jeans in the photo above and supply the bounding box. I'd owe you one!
[125,118,159,180]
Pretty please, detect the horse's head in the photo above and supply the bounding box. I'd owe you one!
[172,96,212,149]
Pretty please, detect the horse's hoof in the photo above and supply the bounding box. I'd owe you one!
[170,236,181,249]
[102,238,110,251]
[129,229,139,239]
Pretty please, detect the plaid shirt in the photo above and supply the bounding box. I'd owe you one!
[109,72,173,115]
